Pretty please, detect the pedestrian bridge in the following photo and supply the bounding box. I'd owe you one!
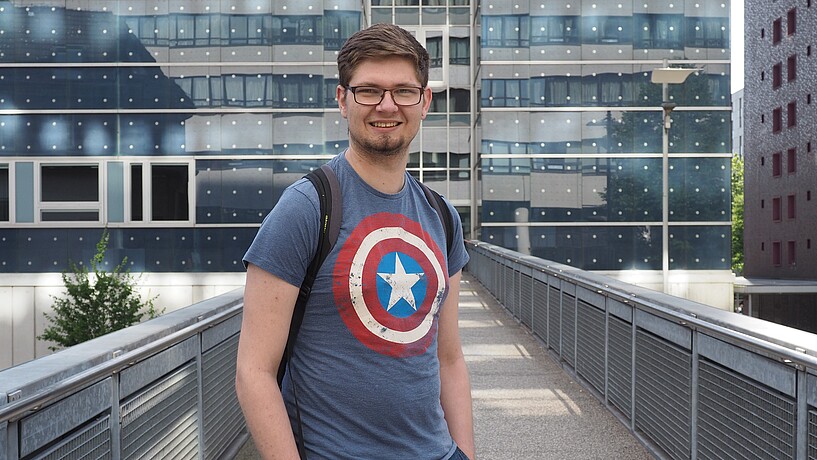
[2,241,816,460]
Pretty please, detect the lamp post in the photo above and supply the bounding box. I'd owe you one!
[650,60,699,294]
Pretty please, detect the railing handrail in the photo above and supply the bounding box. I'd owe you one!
[0,293,244,424]
[466,240,817,371]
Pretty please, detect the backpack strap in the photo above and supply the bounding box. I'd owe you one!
[414,176,455,259]
[278,164,339,386]
[280,164,341,459]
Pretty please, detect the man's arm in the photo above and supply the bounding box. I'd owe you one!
[438,270,476,459]
[235,263,302,460]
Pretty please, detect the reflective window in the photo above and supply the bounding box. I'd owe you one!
[450,37,470,65]
[634,14,683,49]
[151,164,189,222]
[482,79,529,107]
[324,11,361,50]
[40,164,100,222]
[685,17,729,48]
[582,16,631,44]
[531,16,580,45]
[482,16,530,48]
[0,164,8,221]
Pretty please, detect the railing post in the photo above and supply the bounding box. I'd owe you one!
[796,366,808,460]
[197,328,206,460]
[690,331,699,460]
[111,350,122,460]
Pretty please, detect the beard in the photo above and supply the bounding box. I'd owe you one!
[349,130,411,159]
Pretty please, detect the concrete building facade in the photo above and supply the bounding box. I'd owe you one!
[742,0,817,331]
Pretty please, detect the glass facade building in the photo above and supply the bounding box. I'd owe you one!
[0,0,731,290]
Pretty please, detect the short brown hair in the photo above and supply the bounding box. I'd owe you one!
[337,23,430,88]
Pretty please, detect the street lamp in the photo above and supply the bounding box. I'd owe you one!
[650,60,700,294]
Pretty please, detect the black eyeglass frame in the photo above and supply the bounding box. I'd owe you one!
[345,86,425,106]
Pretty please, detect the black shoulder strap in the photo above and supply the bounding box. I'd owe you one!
[279,163,341,387]
[278,164,341,459]
[414,176,455,259]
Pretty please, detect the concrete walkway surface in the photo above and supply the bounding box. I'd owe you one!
[235,273,654,459]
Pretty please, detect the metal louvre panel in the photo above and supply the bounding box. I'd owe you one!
[607,316,632,420]
[698,359,795,460]
[503,268,515,316]
[576,300,605,394]
[548,286,561,354]
[810,410,817,460]
[203,334,244,460]
[32,417,111,460]
[562,294,576,367]
[531,280,548,341]
[520,273,532,327]
[635,330,691,460]
[121,362,199,460]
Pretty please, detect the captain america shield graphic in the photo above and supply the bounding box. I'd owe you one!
[333,212,448,357]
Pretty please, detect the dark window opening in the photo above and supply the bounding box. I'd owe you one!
[151,165,189,221]
[787,148,797,173]
[787,55,797,81]
[131,164,143,221]
[0,165,8,221]
[41,165,99,202]
[787,9,796,35]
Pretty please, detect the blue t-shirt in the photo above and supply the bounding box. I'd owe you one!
[243,152,469,460]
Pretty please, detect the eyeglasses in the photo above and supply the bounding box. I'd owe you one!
[346,86,424,106]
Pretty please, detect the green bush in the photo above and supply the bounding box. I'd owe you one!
[40,230,161,351]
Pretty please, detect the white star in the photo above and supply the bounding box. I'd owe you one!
[377,254,424,312]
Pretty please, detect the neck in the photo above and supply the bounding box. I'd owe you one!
[345,147,407,194]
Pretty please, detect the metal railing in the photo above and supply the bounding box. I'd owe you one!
[0,289,247,460]
[466,241,817,460]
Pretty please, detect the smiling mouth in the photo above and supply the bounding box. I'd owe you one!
[371,121,400,128]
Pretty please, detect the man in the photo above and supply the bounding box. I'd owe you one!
[236,23,475,460]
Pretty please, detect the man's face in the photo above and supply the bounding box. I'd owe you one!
[337,57,432,159]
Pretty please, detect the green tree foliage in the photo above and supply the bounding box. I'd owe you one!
[731,154,745,275]
[39,230,160,350]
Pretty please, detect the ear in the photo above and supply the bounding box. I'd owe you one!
[421,87,432,120]
[337,85,348,118]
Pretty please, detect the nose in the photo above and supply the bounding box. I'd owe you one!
[377,89,399,111]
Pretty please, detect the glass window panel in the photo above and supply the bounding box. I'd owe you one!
[669,158,730,222]
[531,16,580,45]
[41,211,99,221]
[450,37,470,65]
[669,226,730,269]
[0,164,8,221]
[41,165,99,202]
[151,164,189,221]
[131,164,143,221]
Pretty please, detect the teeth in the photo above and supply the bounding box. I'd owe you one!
[372,122,399,128]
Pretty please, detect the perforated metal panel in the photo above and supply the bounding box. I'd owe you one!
[531,281,548,341]
[576,300,605,394]
[32,417,111,460]
[548,286,561,354]
[562,294,576,367]
[607,316,632,419]
[520,274,532,328]
[635,330,691,460]
[203,333,244,460]
[809,410,817,460]
[121,362,199,460]
[697,359,795,460]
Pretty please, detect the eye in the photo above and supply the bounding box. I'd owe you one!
[356,87,381,96]
[394,88,419,96]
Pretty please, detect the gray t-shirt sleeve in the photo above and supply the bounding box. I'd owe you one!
[242,179,319,288]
